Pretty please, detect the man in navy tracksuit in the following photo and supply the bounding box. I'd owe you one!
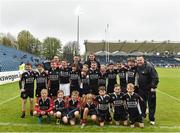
[136,56,159,125]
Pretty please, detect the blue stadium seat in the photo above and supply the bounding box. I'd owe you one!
[0,44,45,72]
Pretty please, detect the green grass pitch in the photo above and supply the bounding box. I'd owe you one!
[0,68,180,132]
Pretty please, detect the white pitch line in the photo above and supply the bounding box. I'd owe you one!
[0,122,180,129]
[157,90,180,102]
[0,95,19,105]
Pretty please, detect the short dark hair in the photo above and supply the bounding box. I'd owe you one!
[91,61,97,65]
[98,86,106,91]
[108,63,114,66]
[114,84,120,88]
[137,55,145,59]
[36,63,44,67]
[26,63,32,67]
[57,90,64,95]
[71,63,77,68]
[127,57,136,63]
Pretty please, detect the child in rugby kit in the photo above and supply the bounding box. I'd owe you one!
[89,61,100,95]
[117,63,128,93]
[20,63,36,118]
[95,86,112,127]
[124,83,144,128]
[81,94,97,128]
[70,64,81,94]
[67,91,81,125]
[126,58,139,93]
[35,64,48,97]
[48,60,59,99]
[33,89,54,123]
[53,90,68,125]
[109,84,128,126]
[59,60,71,97]
[98,65,107,87]
[106,63,117,93]
[80,64,90,96]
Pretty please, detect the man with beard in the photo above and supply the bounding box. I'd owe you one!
[136,55,159,125]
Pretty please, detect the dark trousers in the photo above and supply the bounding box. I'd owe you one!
[138,89,156,121]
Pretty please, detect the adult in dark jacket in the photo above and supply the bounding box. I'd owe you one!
[84,53,100,69]
[70,55,83,71]
[136,56,159,125]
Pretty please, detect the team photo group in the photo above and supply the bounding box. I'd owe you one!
[19,53,159,128]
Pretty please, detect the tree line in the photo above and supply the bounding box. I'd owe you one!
[0,30,80,62]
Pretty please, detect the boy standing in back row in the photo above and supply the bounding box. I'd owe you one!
[20,63,36,118]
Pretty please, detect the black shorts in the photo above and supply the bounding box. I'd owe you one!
[129,115,143,124]
[114,111,128,121]
[20,89,34,99]
[79,88,91,97]
[67,108,79,119]
[49,86,59,97]
[88,109,97,116]
[107,84,115,94]
[98,110,112,122]
[89,85,99,95]
[55,109,67,118]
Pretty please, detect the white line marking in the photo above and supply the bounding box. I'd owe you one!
[0,95,19,105]
[157,90,180,102]
[0,122,180,129]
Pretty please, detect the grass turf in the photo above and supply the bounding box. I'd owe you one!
[0,68,180,132]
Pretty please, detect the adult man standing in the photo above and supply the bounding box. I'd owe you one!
[84,53,100,69]
[71,55,83,71]
[136,56,159,125]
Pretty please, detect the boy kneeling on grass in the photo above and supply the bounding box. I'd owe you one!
[124,83,144,128]
[67,91,80,125]
[33,89,54,123]
[53,90,68,125]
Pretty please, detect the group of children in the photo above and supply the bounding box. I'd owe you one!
[33,83,144,128]
[19,57,144,128]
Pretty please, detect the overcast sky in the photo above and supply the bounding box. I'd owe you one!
[0,0,180,53]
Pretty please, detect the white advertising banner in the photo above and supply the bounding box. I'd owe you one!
[0,71,21,85]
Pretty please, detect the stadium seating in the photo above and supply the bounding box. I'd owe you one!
[95,54,180,67]
[0,44,45,72]
[85,40,180,67]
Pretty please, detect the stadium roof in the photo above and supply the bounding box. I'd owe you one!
[84,40,180,54]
